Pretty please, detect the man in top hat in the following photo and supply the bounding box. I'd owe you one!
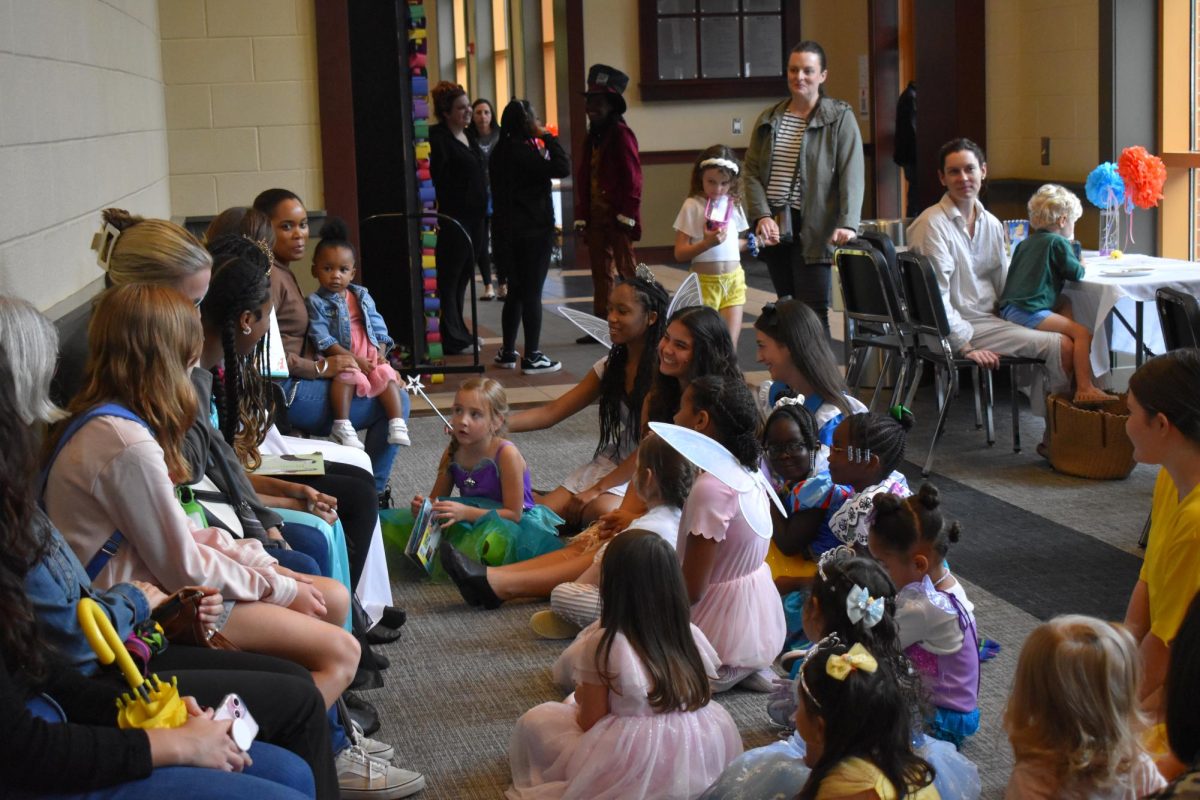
[574,63,643,331]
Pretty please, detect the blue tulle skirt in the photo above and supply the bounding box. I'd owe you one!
[697,729,981,799]
[928,705,981,748]
[380,496,564,579]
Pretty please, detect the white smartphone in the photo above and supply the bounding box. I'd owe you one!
[213,693,259,752]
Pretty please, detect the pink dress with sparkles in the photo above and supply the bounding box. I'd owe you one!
[507,623,742,800]
[676,472,787,671]
[335,290,399,398]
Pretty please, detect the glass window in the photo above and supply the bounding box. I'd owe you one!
[640,0,799,100]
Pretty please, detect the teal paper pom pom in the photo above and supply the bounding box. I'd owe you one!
[1086,162,1125,209]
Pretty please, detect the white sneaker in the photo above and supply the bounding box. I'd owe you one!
[350,719,395,762]
[387,418,411,446]
[336,745,425,799]
[331,420,365,450]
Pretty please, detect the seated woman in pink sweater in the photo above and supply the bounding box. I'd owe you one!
[43,284,358,708]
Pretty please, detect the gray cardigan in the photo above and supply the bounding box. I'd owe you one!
[742,95,865,263]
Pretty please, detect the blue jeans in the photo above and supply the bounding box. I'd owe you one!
[26,742,315,799]
[277,521,332,578]
[278,378,408,492]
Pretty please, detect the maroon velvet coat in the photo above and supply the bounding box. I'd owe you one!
[573,119,643,241]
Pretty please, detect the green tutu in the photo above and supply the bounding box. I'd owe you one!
[380,497,564,580]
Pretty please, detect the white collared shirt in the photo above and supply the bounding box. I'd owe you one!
[907,193,1008,350]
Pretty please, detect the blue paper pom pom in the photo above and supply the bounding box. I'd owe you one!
[1086,162,1126,209]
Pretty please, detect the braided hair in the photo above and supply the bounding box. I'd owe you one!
[597,276,668,458]
[635,432,694,510]
[201,234,274,469]
[871,483,961,560]
[686,374,761,470]
[762,401,820,454]
[648,305,741,424]
[844,408,915,478]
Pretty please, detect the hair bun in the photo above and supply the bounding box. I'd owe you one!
[946,521,962,544]
[915,482,941,510]
[102,208,142,233]
[872,492,903,515]
[889,404,916,431]
[320,216,349,242]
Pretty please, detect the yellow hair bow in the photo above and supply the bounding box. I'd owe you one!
[825,642,878,681]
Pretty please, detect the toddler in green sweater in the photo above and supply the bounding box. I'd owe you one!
[999,184,1110,405]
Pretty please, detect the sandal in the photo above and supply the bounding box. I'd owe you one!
[481,287,496,301]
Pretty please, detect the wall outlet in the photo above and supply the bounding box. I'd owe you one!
[732,117,742,135]
[1041,137,1051,166]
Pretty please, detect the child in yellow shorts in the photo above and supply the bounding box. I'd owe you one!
[673,144,750,346]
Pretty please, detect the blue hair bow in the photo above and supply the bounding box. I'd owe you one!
[846,584,885,629]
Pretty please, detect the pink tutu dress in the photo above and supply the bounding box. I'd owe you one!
[336,290,399,398]
[507,622,742,800]
[677,472,787,671]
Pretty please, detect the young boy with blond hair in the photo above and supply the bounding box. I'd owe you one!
[999,184,1110,405]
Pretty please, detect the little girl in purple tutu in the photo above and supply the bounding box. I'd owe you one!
[507,530,742,799]
[305,217,410,449]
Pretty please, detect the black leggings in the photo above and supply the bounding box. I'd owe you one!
[120,646,336,799]
[760,208,833,334]
[500,233,554,354]
[282,462,378,587]
[436,213,486,352]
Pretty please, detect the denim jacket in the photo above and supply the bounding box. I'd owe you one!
[305,284,394,355]
[25,511,150,676]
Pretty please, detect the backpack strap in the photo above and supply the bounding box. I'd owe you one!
[40,403,154,579]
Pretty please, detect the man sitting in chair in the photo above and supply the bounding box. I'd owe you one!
[907,137,1070,457]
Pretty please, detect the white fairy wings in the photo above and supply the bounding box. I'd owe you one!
[556,269,703,349]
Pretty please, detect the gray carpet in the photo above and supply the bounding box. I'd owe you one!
[366,278,1155,799]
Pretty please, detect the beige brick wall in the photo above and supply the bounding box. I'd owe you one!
[0,0,171,312]
[986,0,1100,180]
[160,0,323,217]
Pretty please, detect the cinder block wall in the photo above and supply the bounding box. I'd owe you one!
[160,0,324,217]
[0,0,171,312]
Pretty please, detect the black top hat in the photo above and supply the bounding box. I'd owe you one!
[584,63,629,115]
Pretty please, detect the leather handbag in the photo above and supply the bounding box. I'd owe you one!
[151,587,238,650]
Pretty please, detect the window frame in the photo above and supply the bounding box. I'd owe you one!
[637,0,802,101]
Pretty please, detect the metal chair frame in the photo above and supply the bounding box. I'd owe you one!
[898,251,1044,476]
[834,241,915,412]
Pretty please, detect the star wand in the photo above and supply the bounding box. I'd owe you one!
[404,374,452,430]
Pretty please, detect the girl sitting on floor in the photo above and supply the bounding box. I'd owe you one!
[506,273,668,526]
[507,530,742,799]
[1005,615,1166,798]
[793,637,939,800]
[702,549,979,800]
[754,298,867,471]
[869,485,980,748]
[423,378,564,602]
[826,409,914,548]
[533,432,693,639]
[666,374,786,693]
[763,399,853,651]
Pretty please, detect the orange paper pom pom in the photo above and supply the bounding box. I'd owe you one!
[1117,146,1166,209]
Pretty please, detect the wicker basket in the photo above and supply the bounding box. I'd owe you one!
[1046,392,1136,480]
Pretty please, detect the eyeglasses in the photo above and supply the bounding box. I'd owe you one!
[765,440,808,458]
[193,295,205,309]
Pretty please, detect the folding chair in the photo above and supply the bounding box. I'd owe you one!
[834,240,914,412]
[1156,287,1200,351]
[898,252,1044,476]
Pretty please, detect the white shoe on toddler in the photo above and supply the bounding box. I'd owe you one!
[388,418,411,446]
[331,419,365,450]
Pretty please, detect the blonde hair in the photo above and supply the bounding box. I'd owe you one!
[448,377,509,456]
[1004,615,1147,795]
[55,284,202,483]
[99,209,213,287]
[1028,184,1083,230]
[0,297,67,426]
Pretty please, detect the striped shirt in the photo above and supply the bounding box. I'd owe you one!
[766,112,808,210]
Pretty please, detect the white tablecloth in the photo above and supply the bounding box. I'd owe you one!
[1062,252,1200,375]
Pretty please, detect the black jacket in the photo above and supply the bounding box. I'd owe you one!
[489,133,571,241]
[429,123,488,220]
